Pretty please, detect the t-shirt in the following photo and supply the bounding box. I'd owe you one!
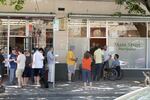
[112,59,120,68]
[47,51,54,64]
[9,54,17,69]
[66,50,75,65]
[82,58,92,71]
[32,51,44,69]
[17,54,26,69]
[94,48,104,64]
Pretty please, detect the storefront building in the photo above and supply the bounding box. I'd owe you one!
[0,0,150,79]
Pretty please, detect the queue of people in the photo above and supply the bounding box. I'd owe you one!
[66,45,121,88]
[0,44,120,89]
[0,46,55,88]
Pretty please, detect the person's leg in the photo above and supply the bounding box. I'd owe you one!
[24,77,28,86]
[82,70,87,87]
[21,76,24,87]
[34,69,38,85]
[9,68,15,84]
[93,64,98,81]
[48,64,51,82]
[17,76,21,87]
[67,65,72,82]
[116,66,121,77]
[97,63,104,80]
[51,64,55,83]
[37,69,42,85]
[87,70,92,87]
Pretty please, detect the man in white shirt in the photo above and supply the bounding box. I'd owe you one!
[47,47,55,83]
[94,46,104,81]
[32,48,44,85]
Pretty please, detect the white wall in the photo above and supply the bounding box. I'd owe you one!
[0,0,129,14]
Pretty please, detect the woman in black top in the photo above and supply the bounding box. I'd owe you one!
[23,50,32,86]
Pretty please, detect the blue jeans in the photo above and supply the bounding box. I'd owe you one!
[82,69,91,82]
[9,68,16,84]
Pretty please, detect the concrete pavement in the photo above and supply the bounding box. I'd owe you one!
[0,79,145,100]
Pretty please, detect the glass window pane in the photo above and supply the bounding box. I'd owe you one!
[90,21,106,37]
[68,19,87,37]
[108,38,146,69]
[0,19,8,49]
[108,22,146,37]
[10,19,26,36]
[68,37,89,69]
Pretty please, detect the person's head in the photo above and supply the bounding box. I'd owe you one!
[104,45,107,50]
[114,54,119,60]
[39,48,44,54]
[25,50,30,55]
[18,48,24,54]
[69,46,74,51]
[84,51,90,59]
[11,48,16,54]
[48,47,53,51]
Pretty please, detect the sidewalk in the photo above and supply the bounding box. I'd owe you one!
[0,79,145,100]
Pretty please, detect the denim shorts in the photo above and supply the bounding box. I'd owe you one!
[67,65,75,74]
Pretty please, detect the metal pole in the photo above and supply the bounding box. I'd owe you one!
[7,19,10,75]
[53,18,56,88]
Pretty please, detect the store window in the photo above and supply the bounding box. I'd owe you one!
[0,19,8,49]
[90,21,106,37]
[10,19,26,36]
[29,19,53,48]
[68,19,87,37]
[108,22,146,37]
[108,22,146,69]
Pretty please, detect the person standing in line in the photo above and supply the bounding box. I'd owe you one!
[32,48,44,85]
[15,49,26,88]
[102,46,110,77]
[9,48,17,85]
[0,49,5,85]
[82,51,92,89]
[66,47,76,83]
[47,47,55,83]
[23,50,32,86]
[93,46,104,81]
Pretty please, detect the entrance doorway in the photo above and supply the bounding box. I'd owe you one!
[90,38,106,48]
[9,37,32,52]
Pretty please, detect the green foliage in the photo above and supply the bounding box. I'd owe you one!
[0,0,6,5]
[113,12,122,17]
[0,0,24,11]
[115,0,146,14]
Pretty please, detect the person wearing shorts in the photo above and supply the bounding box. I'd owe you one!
[15,49,26,88]
[32,48,44,85]
[66,47,76,82]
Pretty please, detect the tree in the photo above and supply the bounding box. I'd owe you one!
[0,0,24,11]
[115,0,150,14]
